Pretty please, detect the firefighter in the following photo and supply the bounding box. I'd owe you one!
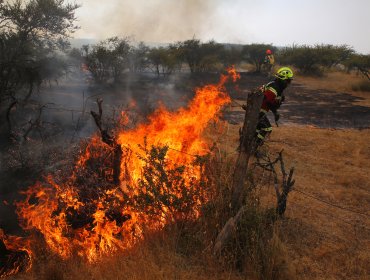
[246,67,294,148]
[256,66,293,146]
[263,49,275,75]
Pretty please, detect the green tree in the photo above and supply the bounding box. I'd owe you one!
[67,47,83,68]
[147,44,182,77]
[0,0,79,136]
[179,39,222,73]
[84,37,131,83]
[314,44,354,68]
[128,42,150,73]
[241,44,275,72]
[278,44,355,75]
[219,44,243,67]
[344,53,370,74]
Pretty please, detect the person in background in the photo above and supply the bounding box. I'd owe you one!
[263,49,275,76]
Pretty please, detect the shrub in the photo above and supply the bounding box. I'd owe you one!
[352,80,370,92]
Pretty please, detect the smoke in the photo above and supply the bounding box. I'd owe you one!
[75,0,225,42]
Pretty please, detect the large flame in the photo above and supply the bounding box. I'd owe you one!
[2,67,239,275]
[117,68,237,181]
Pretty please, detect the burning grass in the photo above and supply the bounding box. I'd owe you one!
[5,125,295,280]
[0,67,241,277]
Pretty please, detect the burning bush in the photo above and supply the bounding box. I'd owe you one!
[0,67,239,278]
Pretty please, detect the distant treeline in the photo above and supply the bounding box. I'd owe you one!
[75,38,370,83]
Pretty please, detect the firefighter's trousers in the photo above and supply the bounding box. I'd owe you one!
[256,112,272,146]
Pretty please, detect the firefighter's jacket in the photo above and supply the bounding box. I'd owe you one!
[264,54,275,65]
[260,80,285,114]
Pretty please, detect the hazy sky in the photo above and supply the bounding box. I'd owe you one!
[74,0,370,54]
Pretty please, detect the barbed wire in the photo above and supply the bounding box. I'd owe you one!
[292,188,370,218]
[167,147,199,157]
[287,200,370,242]
[287,196,370,232]
[168,148,370,221]
[264,191,370,235]
[230,99,244,107]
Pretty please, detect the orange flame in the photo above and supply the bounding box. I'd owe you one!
[11,67,239,267]
[0,230,32,278]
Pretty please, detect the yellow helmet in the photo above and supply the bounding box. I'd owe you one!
[275,67,293,80]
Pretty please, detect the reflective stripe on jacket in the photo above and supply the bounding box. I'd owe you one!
[260,81,285,113]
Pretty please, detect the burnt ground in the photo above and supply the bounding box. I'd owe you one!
[224,72,370,129]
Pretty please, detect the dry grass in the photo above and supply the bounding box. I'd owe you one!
[12,226,244,280]
[9,126,369,280]
[296,71,362,93]
[219,70,370,279]
[221,122,370,280]
[8,70,370,280]
[269,125,370,280]
[296,71,370,107]
[203,112,370,279]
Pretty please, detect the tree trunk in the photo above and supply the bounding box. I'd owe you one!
[213,90,264,255]
[231,90,264,214]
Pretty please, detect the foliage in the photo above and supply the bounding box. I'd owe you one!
[178,39,223,73]
[127,142,208,221]
[67,47,83,67]
[278,44,354,75]
[128,42,150,73]
[147,44,182,76]
[218,44,243,67]
[0,0,79,135]
[344,53,370,74]
[83,37,131,83]
[241,44,276,72]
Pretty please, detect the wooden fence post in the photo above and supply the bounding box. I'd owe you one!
[230,90,264,213]
[213,90,263,255]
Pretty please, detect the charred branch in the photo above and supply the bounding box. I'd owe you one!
[358,66,370,81]
[256,150,295,216]
[6,99,17,134]
[23,104,47,141]
[90,98,123,185]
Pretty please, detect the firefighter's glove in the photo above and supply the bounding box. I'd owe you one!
[274,113,280,122]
